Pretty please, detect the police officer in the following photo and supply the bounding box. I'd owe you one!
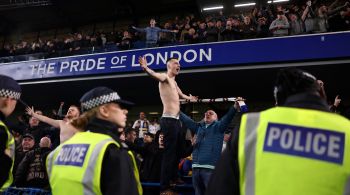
[206,68,350,195]
[0,75,21,191]
[46,87,142,195]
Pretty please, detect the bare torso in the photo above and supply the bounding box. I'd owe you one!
[159,75,180,116]
[59,120,79,143]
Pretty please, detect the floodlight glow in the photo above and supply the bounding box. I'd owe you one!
[234,3,256,7]
[203,6,224,11]
[273,0,289,2]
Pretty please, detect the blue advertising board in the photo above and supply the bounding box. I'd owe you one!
[1,31,349,81]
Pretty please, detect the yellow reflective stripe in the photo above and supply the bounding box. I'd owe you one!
[0,121,14,190]
[345,176,350,195]
[244,113,260,195]
[82,138,114,195]
[128,151,142,195]
[0,120,14,159]
[5,126,15,159]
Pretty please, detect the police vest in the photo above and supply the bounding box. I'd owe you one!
[0,120,15,191]
[238,107,350,195]
[46,132,142,195]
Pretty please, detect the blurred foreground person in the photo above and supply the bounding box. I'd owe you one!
[0,75,21,191]
[46,87,142,195]
[206,68,350,195]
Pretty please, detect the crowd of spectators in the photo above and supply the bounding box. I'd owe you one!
[0,67,348,195]
[6,104,187,192]
[3,85,349,193]
[1,1,350,193]
[0,0,349,62]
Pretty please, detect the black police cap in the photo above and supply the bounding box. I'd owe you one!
[0,75,21,100]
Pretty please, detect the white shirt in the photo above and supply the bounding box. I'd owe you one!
[132,119,149,138]
[148,123,160,134]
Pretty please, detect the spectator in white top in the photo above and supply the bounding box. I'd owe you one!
[132,112,150,142]
[148,117,160,135]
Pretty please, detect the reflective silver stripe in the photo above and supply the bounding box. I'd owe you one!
[82,138,114,195]
[344,176,350,195]
[244,113,260,195]
[46,150,56,178]
[8,132,15,160]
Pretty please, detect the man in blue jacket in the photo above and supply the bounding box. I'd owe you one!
[179,98,245,195]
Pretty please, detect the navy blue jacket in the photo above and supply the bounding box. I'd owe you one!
[180,107,237,169]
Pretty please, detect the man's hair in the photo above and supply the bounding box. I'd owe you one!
[144,132,154,139]
[166,57,178,64]
[274,68,319,105]
[69,105,81,115]
[71,107,99,130]
[125,127,136,135]
[277,11,284,15]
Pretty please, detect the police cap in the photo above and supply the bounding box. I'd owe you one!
[0,75,21,100]
[80,86,134,111]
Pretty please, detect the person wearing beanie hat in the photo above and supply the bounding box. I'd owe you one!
[206,68,350,195]
[46,86,142,195]
[22,133,35,140]
[0,75,21,191]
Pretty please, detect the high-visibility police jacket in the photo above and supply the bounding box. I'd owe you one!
[0,120,15,191]
[46,131,142,195]
[239,106,350,195]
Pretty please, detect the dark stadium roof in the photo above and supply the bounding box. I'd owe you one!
[0,0,198,34]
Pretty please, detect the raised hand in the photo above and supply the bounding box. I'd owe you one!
[189,94,199,101]
[236,97,245,101]
[234,97,245,111]
[138,56,148,69]
[25,106,34,116]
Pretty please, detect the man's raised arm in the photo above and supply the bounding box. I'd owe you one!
[176,84,198,101]
[139,56,167,82]
[25,106,60,128]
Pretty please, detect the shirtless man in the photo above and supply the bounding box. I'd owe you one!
[139,56,197,194]
[25,105,80,143]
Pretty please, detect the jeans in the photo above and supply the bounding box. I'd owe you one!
[159,117,183,191]
[192,168,213,195]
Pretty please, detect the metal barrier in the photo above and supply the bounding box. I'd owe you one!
[2,183,193,195]
[2,187,51,195]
